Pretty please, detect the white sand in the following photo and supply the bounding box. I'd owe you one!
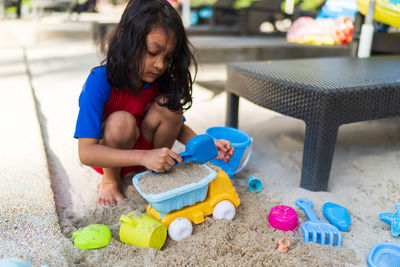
[26,39,400,266]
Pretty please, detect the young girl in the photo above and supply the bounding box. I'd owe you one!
[74,0,234,207]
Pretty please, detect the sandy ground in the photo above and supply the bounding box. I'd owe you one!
[19,35,400,266]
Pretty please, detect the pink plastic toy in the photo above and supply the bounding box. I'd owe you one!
[268,205,299,232]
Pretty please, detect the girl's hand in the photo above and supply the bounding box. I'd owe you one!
[214,139,234,163]
[143,148,182,173]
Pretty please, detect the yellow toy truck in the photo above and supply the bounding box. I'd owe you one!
[132,164,240,241]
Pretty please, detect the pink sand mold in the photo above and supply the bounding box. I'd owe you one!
[268,205,299,232]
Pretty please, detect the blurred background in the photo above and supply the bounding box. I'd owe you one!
[1,0,399,58]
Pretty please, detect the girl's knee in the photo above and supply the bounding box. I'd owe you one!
[103,111,139,147]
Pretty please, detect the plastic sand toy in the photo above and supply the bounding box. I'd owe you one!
[378,204,400,237]
[0,258,31,267]
[119,211,167,250]
[367,242,400,267]
[268,205,299,232]
[178,134,218,165]
[276,237,291,252]
[323,202,351,232]
[133,165,240,241]
[247,175,263,193]
[152,134,218,174]
[72,224,112,250]
[206,126,252,179]
[134,164,218,218]
[296,198,342,247]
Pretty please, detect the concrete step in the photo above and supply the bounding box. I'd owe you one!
[0,46,68,266]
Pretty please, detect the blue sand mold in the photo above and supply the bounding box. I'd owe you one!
[379,204,400,238]
[322,202,351,232]
[367,242,400,267]
[0,258,31,267]
[247,175,263,193]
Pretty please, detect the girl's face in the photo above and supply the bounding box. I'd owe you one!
[139,27,176,86]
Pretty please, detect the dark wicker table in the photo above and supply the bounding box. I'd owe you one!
[226,56,400,191]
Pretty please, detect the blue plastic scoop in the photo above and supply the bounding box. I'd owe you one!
[151,134,218,174]
[179,134,218,164]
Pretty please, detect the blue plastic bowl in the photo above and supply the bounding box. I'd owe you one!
[206,126,252,178]
[132,164,217,218]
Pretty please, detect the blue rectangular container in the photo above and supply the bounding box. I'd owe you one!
[132,164,217,216]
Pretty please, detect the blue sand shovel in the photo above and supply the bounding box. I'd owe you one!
[296,198,342,247]
[151,134,218,174]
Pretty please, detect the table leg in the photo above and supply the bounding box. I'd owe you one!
[226,92,239,128]
[300,122,339,191]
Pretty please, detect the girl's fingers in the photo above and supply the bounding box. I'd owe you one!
[215,140,226,152]
[156,167,165,173]
[221,139,232,151]
[222,140,230,150]
[166,155,177,166]
[229,146,235,156]
[164,163,172,171]
[213,139,235,161]
[214,141,223,150]
[168,149,181,164]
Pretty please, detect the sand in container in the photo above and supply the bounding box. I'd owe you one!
[137,162,210,194]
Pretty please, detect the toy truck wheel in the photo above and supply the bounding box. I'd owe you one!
[213,200,235,220]
[168,217,193,242]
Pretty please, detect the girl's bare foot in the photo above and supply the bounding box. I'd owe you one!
[97,180,126,207]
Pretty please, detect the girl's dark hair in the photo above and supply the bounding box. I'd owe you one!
[103,0,197,111]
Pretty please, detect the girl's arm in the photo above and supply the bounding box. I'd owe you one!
[78,137,181,172]
[177,124,197,145]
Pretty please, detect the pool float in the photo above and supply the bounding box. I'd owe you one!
[357,0,400,28]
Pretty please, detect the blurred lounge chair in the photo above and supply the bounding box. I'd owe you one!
[2,0,22,18]
[187,0,241,35]
[291,0,326,20]
[209,0,239,28]
[239,0,291,35]
[70,0,97,13]
[188,0,291,36]
[351,11,400,57]
[34,0,73,14]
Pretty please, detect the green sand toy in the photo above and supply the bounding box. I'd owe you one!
[73,224,112,250]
